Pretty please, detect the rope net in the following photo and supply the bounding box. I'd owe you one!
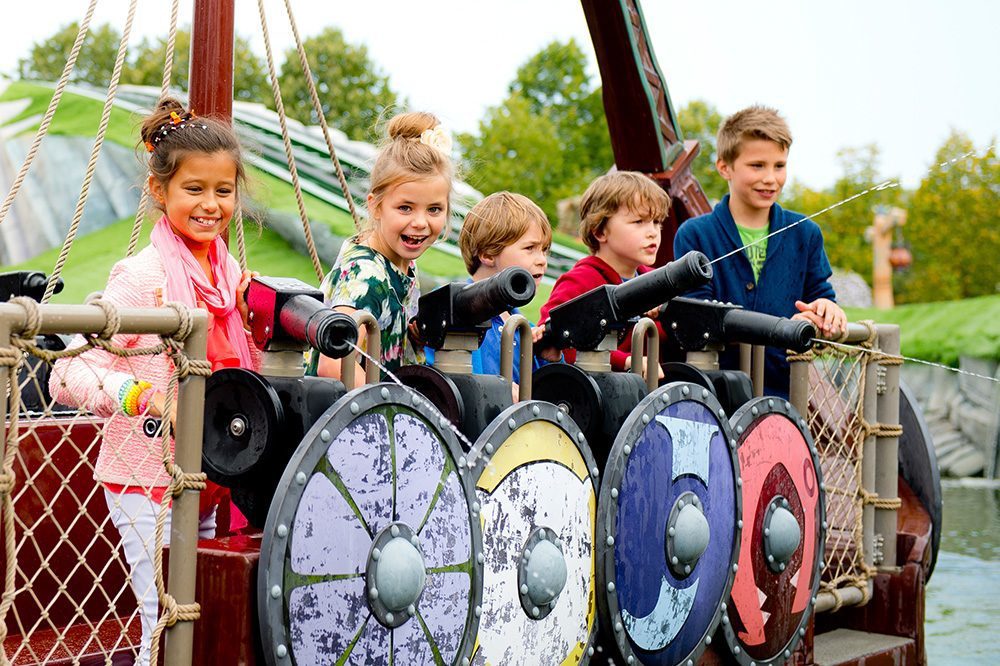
[797,327,877,610]
[0,300,206,666]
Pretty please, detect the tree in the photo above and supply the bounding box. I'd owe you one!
[17,22,121,88]
[273,27,399,140]
[124,29,270,104]
[677,99,727,203]
[781,144,905,287]
[460,40,614,227]
[897,132,999,303]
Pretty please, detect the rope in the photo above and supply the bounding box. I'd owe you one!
[256,0,324,282]
[280,0,362,231]
[233,203,248,271]
[126,0,180,257]
[860,488,903,510]
[0,0,99,228]
[0,322,26,655]
[43,0,141,303]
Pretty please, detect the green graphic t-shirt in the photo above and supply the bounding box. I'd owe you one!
[736,223,769,281]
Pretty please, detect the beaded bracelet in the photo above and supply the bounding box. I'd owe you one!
[137,387,155,415]
[120,379,153,417]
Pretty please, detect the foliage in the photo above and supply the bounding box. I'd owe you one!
[846,294,1000,365]
[124,29,270,104]
[895,133,999,303]
[16,22,121,89]
[459,40,613,228]
[273,27,399,141]
[677,99,727,203]
[782,144,905,286]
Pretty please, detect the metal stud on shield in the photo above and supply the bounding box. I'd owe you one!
[257,384,483,666]
[468,401,599,664]
[722,397,826,665]
[597,382,741,665]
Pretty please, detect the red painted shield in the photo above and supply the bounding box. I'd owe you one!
[723,397,825,666]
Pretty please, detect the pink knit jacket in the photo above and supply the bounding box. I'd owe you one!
[49,245,260,487]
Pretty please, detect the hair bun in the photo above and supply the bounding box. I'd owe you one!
[386,111,440,141]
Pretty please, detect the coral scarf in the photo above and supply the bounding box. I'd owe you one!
[150,216,252,368]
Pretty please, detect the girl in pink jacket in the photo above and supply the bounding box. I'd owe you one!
[50,96,258,666]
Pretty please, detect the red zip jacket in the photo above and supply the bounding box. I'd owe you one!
[539,255,667,370]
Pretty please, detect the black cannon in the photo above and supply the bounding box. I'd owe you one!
[202,276,358,526]
[660,296,816,414]
[0,271,69,413]
[533,251,713,466]
[397,267,535,445]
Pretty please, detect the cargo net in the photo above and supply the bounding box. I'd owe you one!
[0,298,208,666]
[792,323,878,612]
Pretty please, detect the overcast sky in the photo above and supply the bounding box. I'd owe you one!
[1,0,996,190]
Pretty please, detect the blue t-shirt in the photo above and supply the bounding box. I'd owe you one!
[425,307,542,384]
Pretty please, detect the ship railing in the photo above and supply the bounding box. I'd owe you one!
[0,299,206,666]
[776,320,903,613]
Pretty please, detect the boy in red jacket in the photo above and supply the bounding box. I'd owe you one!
[537,171,669,372]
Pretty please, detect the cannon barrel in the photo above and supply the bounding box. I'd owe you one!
[543,251,712,351]
[417,267,535,350]
[452,267,535,326]
[722,309,816,352]
[662,297,815,352]
[246,276,358,358]
[615,250,713,316]
[0,270,64,301]
[279,295,358,359]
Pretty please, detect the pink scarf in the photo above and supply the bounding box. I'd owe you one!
[150,216,253,368]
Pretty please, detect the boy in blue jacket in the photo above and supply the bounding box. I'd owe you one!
[674,105,846,397]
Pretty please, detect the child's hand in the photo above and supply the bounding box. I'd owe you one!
[407,317,426,348]
[644,305,661,319]
[147,390,177,433]
[627,355,665,381]
[236,270,259,330]
[531,324,562,362]
[794,298,846,338]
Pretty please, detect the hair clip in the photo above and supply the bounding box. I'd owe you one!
[170,111,183,125]
[144,141,155,153]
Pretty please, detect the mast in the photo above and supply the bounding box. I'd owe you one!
[189,0,236,120]
[581,0,711,265]
[189,0,235,246]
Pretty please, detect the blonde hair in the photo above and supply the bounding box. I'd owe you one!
[579,172,670,253]
[364,111,454,235]
[716,105,793,164]
[459,192,551,274]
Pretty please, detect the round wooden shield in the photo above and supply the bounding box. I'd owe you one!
[597,382,741,665]
[723,397,825,665]
[468,401,599,665]
[258,383,483,666]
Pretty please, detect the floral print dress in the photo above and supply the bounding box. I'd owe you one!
[307,239,423,377]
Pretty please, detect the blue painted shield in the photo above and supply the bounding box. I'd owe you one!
[597,382,741,665]
[258,383,483,666]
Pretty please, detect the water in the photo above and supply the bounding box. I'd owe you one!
[926,481,1000,664]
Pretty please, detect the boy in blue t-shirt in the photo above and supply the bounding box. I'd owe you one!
[674,105,847,397]
[429,191,550,398]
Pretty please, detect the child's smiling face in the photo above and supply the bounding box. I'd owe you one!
[367,176,450,271]
[150,150,237,256]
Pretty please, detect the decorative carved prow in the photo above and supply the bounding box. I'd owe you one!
[581,0,712,264]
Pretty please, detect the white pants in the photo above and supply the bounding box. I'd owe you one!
[104,489,216,666]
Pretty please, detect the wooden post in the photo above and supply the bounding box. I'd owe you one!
[868,207,906,309]
[875,324,901,571]
[189,0,235,121]
[163,310,209,666]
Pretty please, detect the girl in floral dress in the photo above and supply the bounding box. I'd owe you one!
[310,112,453,385]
